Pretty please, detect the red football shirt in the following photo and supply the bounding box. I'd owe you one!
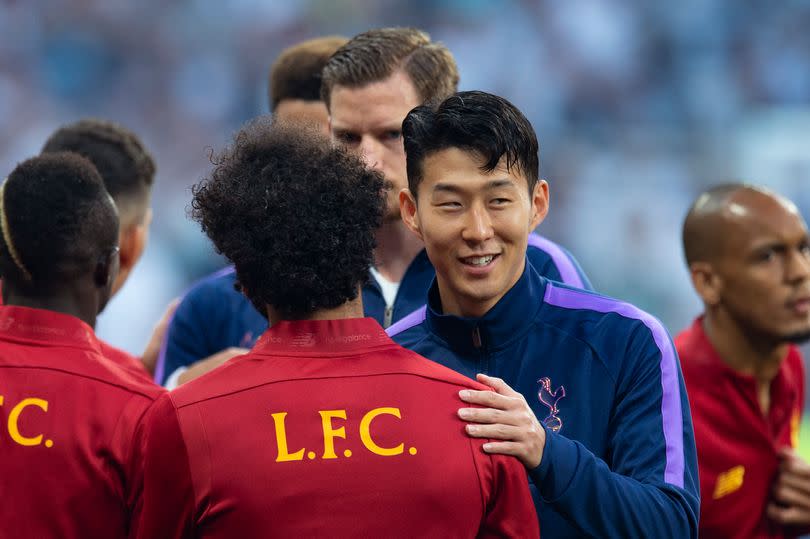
[676,316,805,538]
[0,305,165,538]
[134,317,539,539]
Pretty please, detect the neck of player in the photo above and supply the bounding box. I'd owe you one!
[373,218,423,283]
[703,311,785,413]
[266,295,365,326]
[3,285,101,329]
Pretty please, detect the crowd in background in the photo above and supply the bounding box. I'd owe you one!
[1,0,809,353]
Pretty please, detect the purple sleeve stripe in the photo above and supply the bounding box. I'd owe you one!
[543,283,685,488]
[153,266,236,384]
[527,234,585,289]
[385,305,427,337]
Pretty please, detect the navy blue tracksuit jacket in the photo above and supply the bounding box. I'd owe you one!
[388,262,699,538]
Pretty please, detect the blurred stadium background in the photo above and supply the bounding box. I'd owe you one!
[2,0,809,444]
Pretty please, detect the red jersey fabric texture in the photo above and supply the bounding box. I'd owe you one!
[99,339,153,383]
[134,317,539,539]
[676,317,805,539]
[0,305,165,539]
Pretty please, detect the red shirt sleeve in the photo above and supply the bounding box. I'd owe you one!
[475,442,540,538]
[132,393,196,539]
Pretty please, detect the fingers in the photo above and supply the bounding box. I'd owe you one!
[459,406,536,427]
[459,388,522,410]
[781,452,810,477]
[475,373,521,397]
[479,441,528,458]
[776,468,810,500]
[464,423,525,440]
[767,502,810,526]
[773,482,810,510]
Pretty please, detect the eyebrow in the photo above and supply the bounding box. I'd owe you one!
[432,179,517,194]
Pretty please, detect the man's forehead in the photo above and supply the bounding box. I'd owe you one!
[423,148,529,189]
[720,191,807,242]
[329,71,421,128]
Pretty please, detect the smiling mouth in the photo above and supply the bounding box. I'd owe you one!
[460,254,499,267]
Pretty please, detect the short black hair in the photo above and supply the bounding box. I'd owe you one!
[42,119,155,224]
[269,36,348,109]
[191,118,385,320]
[402,90,540,197]
[0,152,119,293]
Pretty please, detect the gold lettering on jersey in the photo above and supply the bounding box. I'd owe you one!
[713,465,745,499]
[0,395,53,448]
[271,412,305,462]
[319,410,347,459]
[270,407,414,462]
[360,407,404,456]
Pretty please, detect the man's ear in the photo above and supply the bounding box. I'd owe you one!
[529,179,549,230]
[690,262,722,307]
[399,188,423,240]
[120,212,150,271]
[94,247,118,289]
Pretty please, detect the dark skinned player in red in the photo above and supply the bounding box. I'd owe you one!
[677,184,810,538]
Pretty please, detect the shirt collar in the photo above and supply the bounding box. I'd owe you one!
[252,317,394,356]
[424,260,547,353]
[0,305,100,352]
[687,315,796,390]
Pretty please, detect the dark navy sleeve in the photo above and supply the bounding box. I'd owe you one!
[155,282,221,385]
[526,234,593,291]
[528,323,700,537]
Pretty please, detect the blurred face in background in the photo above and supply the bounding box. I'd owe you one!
[704,191,810,344]
[329,70,421,222]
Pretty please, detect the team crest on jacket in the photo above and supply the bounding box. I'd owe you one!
[537,377,566,432]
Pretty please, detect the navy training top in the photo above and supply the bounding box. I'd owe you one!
[387,262,699,538]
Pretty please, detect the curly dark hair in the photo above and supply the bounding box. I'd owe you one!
[42,118,155,224]
[403,90,540,198]
[191,118,385,320]
[0,152,119,293]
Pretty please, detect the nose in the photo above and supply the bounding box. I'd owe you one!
[461,205,494,244]
[358,137,383,171]
[786,248,810,284]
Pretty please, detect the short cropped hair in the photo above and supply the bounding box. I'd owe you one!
[269,36,348,109]
[191,119,385,320]
[0,153,119,291]
[402,91,540,197]
[321,27,459,108]
[42,118,155,223]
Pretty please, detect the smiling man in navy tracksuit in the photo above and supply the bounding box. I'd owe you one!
[388,90,700,537]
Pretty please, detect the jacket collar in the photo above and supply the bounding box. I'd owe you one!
[0,305,100,353]
[425,260,547,353]
[252,317,394,356]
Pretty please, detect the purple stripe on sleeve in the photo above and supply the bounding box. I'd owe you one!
[543,282,685,488]
[527,234,585,289]
[385,305,427,337]
[153,266,236,384]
